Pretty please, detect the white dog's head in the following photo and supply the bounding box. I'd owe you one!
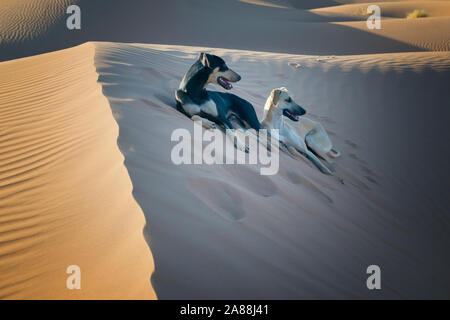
[264,87,306,122]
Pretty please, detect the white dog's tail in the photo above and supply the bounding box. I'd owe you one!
[327,147,341,158]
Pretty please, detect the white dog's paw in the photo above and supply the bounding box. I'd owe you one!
[320,165,333,175]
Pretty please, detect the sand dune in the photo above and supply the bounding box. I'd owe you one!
[0,43,155,299]
[92,42,450,298]
[334,17,450,51]
[0,0,449,300]
[2,0,450,61]
[312,1,450,19]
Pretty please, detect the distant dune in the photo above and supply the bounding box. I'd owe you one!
[0,0,71,43]
[1,0,449,299]
[312,0,450,19]
[1,0,450,61]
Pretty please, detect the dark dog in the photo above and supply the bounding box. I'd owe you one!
[175,53,266,152]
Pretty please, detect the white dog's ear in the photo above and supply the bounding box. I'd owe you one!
[271,89,281,106]
[199,52,210,68]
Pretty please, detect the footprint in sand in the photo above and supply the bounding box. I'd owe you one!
[288,62,302,69]
[345,139,359,149]
[286,171,333,204]
[225,166,277,198]
[348,153,376,184]
[365,175,378,185]
[361,165,379,185]
[186,178,247,222]
[349,153,358,160]
[349,152,368,166]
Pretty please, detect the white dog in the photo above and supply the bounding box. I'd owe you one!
[261,87,340,174]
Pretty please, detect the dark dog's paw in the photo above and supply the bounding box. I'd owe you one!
[235,143,249,153]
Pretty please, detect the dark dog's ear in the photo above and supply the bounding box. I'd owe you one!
[199,52,211,68]
[271,89,281,106]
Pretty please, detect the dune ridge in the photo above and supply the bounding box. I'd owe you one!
[0,43,155,299]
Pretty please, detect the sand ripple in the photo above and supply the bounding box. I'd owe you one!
[0,43,155,299]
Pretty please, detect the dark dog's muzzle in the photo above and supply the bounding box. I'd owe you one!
[217,69,241,90]
[225,69,241,82]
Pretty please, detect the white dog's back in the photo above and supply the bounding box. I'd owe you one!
[285,117,340,161]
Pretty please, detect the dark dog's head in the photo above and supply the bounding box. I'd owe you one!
[265,87,306,122]
[199,52,241,90]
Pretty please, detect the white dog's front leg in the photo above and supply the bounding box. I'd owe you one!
[303,149,332,175]
[287,145,304,158]
[283,132,307,157]
[278,136,294,155]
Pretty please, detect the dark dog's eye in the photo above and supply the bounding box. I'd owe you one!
[285,97,292,103]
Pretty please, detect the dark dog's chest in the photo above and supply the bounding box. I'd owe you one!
[195,93,232,118]
[185,91,241,121]
[198,99,219,117]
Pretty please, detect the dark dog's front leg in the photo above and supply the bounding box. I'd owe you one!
[223,118,249,153]
[235,99,272,152]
